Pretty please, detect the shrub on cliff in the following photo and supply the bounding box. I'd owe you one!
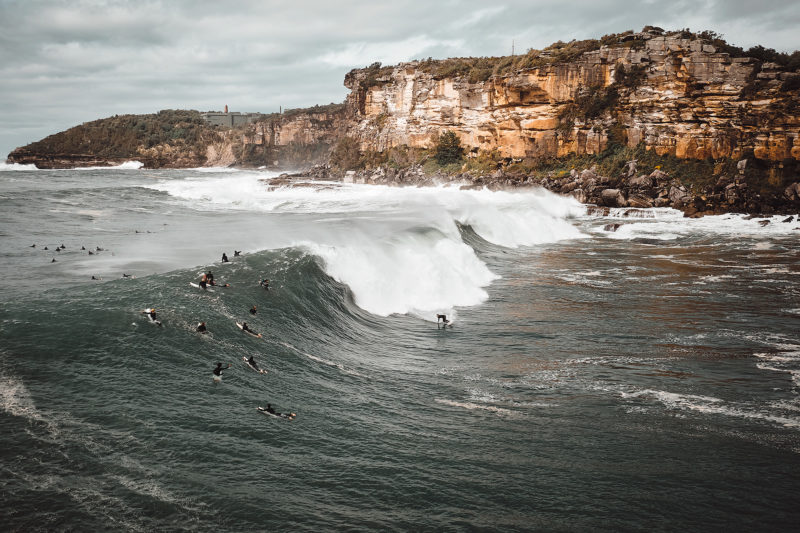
[434,130,464,165]
[330,137,361,170]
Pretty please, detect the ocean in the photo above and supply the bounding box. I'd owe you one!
[1,163,799,532]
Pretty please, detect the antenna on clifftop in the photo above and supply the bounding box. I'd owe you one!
[512,39,515,57]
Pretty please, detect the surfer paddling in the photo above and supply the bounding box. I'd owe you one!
[260,403,296,420]
[196,321,207,333]
[213,362,231,383]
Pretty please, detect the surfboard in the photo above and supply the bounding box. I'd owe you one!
[243,356,267,374]
[237,322,262,338]
[189,282,214,292]
[257,407,295,420]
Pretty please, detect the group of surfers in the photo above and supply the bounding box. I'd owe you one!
[143,251,292,418]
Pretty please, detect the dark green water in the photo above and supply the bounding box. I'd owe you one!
[1,167,799,531]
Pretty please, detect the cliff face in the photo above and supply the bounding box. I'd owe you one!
[342,31,799,163]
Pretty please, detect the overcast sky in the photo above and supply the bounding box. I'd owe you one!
[2,0,798,158]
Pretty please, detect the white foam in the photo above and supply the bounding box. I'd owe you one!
[435,398,514,415]
[593,211,800,241]
[75,160,144,170]
[303,234,498,320]
[0,161,39,171]
[0,375,44,422]
[625,389,800,428]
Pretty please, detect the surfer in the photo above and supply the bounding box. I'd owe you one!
[262,403,295,420]
[206,271,215,286]
[122,273,132,278]
[222,253,229,263]
[241,322,259,336]
[196,321,207,333]
[247,355,261,371]
[213,362,231,382]
[250,305,257,315]
[234,250,241,257]
[437,313,449,325]
[260,279,270,290]
[143,308,158,321]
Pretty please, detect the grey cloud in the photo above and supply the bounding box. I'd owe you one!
[1,0,798,157]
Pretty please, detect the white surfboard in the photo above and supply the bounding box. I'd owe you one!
[189,282,214,292]
[257,407,295,420]
[237,322,262,338]
[243,356,267,374]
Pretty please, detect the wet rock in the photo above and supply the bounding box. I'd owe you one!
[570,189,588,204]
[784,182,800,201]
[758,220,770,227]
[603,223,622,232]
[600,188,626,207]
[783,216,794,223]
[586,205,610,216]
[626,194,655,208]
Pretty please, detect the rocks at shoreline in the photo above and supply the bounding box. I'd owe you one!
[282,161,800,217]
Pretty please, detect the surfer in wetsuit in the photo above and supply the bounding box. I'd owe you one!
[265,403,276,414]
[260,279,270,290]
[213,362,230,381]
[234,250,241,257]
[241,322,258,335]
[206,271,215,286]
[437,313,449,326]
[142,308,157,321]
[196,322,207,333]
[222,253,229,263]
[247,355,260,371]
[250,305,257,315]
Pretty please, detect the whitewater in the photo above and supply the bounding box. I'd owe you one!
[1,166,799,531]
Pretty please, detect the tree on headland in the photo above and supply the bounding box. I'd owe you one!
[434,130,464,165]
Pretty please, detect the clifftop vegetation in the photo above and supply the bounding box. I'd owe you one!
[352,27,800,89]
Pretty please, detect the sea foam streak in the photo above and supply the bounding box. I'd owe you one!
[0,161,39,171]
[148,173,586,320]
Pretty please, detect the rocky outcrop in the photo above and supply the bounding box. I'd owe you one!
[342,32,799,163]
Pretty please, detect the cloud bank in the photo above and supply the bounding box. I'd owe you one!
[1,0,798,156]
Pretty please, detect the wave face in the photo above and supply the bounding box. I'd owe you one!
[145,175,587,319]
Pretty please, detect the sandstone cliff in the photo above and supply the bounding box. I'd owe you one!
[342,28,799,163]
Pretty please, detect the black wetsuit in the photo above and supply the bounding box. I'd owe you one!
[266,405,276,414]
[213,364,225,376]
[197,323,207,333]
[149,311,157,321]
[248,357,259,370]
[222,254,228,263]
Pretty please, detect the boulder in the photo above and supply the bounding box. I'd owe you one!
[627,194,655,208]
[649,169,669,181]
[600,188,627,207]
[668,185,691,205]
[569,188,587,203]
[628,174,653,188]
[603,223,622,232]
[784,182,800,201]
[623,159,638,178]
